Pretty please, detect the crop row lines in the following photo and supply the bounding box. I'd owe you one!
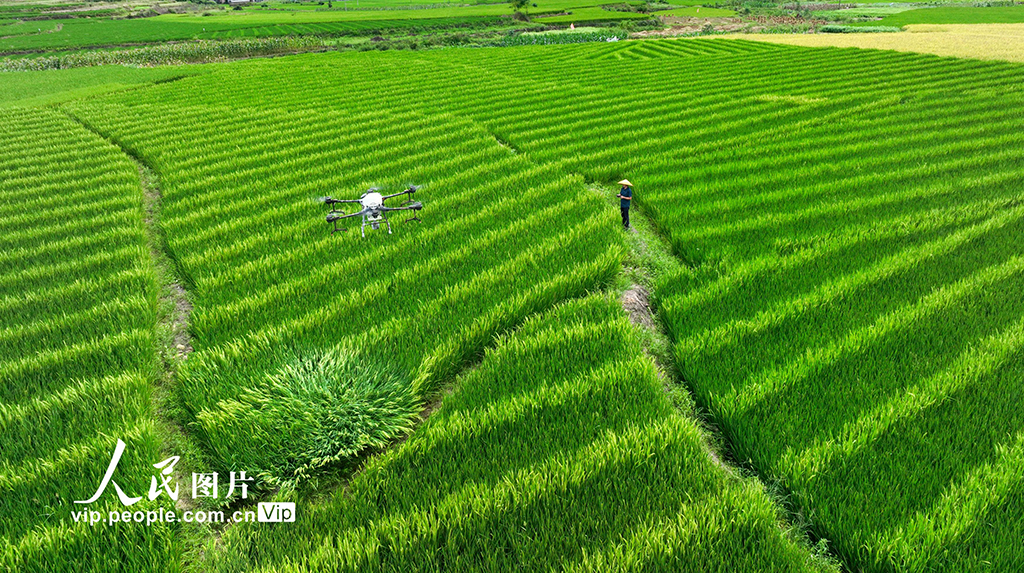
[194,182,601,347]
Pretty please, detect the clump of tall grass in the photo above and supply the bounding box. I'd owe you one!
[195,347,419,492]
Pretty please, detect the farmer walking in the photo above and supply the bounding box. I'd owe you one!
[617,179,633,229]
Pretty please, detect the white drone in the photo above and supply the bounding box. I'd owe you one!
[319,186,423,237]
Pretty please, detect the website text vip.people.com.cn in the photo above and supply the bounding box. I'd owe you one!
[70,502,296,526]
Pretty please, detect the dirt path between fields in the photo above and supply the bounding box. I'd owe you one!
[134,160,202,523]
[138,164,195,363]
[139,164,199,516]
[620,284,655,330]
[581,182,733,473]
[618,278,728,471]
[63,111,201,521]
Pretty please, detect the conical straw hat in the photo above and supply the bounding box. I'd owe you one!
[618,179,632,186]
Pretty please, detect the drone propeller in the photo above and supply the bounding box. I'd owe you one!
[326,212,347,233]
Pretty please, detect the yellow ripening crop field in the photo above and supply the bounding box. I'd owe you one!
[739,24,1024,64]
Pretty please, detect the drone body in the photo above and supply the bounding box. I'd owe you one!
[361,192,384,209]
[320,186,423,237]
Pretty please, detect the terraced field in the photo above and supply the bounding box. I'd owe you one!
[3,34,1023,572]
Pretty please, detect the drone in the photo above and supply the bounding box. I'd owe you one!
[319,186,423,237]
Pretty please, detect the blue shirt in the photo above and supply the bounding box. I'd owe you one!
[619,186,632,209]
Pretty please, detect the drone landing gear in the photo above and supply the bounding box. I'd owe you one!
[360,213,393,238]
[401,200,421,223]
[327,214,348,234]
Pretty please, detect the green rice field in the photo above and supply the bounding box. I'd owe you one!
[209,295,833,571]
[0,0,636,53]
[0,106,180,572]
[2,29,1023,573]
[868,5,1024,27]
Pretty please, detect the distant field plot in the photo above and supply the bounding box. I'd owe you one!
[0,19,62,37]
[261,0,509,7]
[0,17,252,52]
[654,6,735,17]
[0,0,609,52]
[196,15,501,38]
[0,65,198,107]
[0,12,427,52]
[209,295,833,572]
[521,25,605,34]
[0,4,46,22]
[814,5,915,20]
[0,107,179,572]
[741,23,1024,63]
[201,0,621,22]
[538,7,649,23]
[870,5,1024,26]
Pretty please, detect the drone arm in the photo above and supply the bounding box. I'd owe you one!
[327,211,364,222]
[323,198,362,206]
[381,203,422,212]
[381,189,413,201]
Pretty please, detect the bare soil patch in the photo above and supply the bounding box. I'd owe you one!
[620,284,656,330]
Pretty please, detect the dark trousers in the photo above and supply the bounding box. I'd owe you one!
[621,207,630,228]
